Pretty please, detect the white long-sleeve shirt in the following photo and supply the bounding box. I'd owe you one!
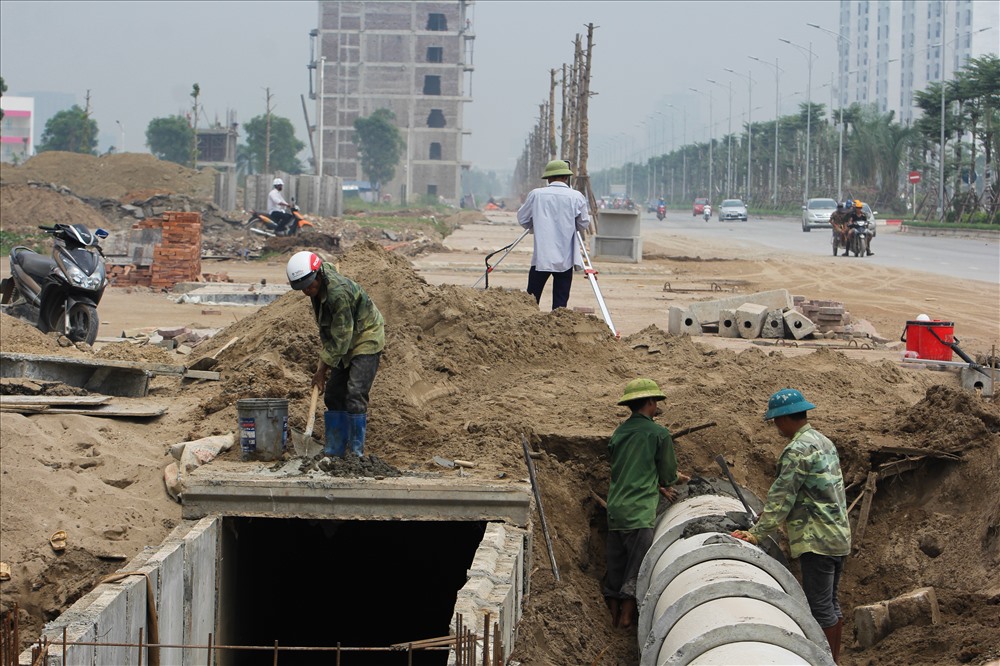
[516,181,590,272]
[267,188,289,214]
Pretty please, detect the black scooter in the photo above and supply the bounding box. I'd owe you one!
[1,223,109,345]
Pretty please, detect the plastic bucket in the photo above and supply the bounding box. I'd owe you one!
[237,398,288,461]
[901,320,955,361]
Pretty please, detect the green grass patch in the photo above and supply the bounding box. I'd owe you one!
[901,220,999,231]
[0,230,47,256]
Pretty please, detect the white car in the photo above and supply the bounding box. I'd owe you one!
[718,199,748,222]
[802,198,839,232]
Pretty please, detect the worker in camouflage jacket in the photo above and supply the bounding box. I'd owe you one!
[286,251,385,459]
[732,388,851,664]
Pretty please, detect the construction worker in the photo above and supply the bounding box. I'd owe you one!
[732,388,851,663]
[516,159,591,310]
[286,251,385,458]
[268,178,294,235]
[829,201,852,256]
[603,378,690,630]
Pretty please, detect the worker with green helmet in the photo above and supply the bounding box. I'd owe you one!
[516,159,591,310]
[732,388,851,663]
[602,378,690,630]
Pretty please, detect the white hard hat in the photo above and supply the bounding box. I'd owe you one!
[287,251,321,290]
[916,314,931,321]
[273,178,284,187]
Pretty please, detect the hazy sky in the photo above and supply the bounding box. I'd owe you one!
[1,1,842,173]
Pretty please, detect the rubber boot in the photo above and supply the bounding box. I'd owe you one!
[822,618,843,664]
[347,412,367,457]
[323,411,348,458]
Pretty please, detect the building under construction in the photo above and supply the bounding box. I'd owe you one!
[310,0,475,204]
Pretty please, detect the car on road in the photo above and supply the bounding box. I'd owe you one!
[802,198,839,232]
[718,199,748,222]
[692,197,710,216]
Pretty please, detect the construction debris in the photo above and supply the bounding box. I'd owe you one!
[853,587,941,648]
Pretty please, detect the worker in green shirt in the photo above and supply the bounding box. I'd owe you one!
[286,251,385,458]
[732,388,851,663]
[602,378,690,630]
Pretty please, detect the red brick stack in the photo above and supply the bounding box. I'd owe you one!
[794,297,852,333]
[108,212,202,289]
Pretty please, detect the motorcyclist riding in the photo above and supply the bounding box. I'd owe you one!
[849,199,874,256]
[703,204,712,221]
[268,178,294,234]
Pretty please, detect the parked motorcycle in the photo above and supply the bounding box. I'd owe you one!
[241,202,314,257]
[1,223,109,345]
[656,204,666,221]
[703,205,712,222]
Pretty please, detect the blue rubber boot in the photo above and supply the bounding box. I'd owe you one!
[347,413,367,457]
[323,411,348,457]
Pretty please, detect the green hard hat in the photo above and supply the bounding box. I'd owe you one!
[542,159,573,179]
[618,378,666,405]
[764,388,816,421]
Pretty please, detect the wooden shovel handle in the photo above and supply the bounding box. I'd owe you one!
[303,385,320,438]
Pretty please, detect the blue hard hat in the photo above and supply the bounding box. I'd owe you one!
[764,388,816,421]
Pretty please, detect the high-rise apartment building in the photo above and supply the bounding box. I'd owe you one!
[312,0,474,203]
[836,0,998,126]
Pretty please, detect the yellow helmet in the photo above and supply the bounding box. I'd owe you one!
[617,378,666,405]
[853,199,863,209]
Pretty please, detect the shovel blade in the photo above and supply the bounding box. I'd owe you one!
[291,429,323,457]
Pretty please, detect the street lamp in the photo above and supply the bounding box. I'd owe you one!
[707,78,733,197]
[779,38,816,202]
[689,87,713,201]
[668,103,687,201]
[808,23,854,202]
[750,56,783,205]
[115,120,125,153]
[724,68,754,200]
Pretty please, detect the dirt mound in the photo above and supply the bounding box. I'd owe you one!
[0,184,107,232]
[0,152,215,202]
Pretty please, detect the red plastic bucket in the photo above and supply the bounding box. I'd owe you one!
[901,320,955,361]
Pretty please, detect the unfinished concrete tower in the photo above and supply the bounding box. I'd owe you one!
[312,0,474,204]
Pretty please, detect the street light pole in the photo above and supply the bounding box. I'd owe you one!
[939,4,947,218]
[689,87,713,201]
[808,23,856,202]
[708,79,733,197]
[780,38,816,202]
[750,56,782,205]
[725,68,754,200]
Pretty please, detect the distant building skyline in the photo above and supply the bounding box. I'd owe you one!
[0,95,33,163]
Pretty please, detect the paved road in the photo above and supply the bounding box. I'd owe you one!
[639,212,999,284]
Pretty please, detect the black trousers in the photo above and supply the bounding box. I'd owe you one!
[527,266,573,310]
[324,353,381,414]
[799,552,845,628]
[602,528,654,600]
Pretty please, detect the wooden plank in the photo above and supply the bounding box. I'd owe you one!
[0,404,50,413]
[0,395,111,406]
[875,445,962,460]
[44,403,167,418]
[853,471,879,552]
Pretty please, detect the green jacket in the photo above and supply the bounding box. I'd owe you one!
[749,424,852,558]
[607,413,678,531]
[311,263,385,369]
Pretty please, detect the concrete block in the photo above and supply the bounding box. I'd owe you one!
[183,517,219,666]
[597,208,642,236]
[960,366,996,397]
[854,586,940,649]
[668,307,703,336]
[761,309,785,339]
[736,303,769,339]
[591,235,642,263]
[718,309,740,338]
[783,310,817,340]
[688,289,793,326]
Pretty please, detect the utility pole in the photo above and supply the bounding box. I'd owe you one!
[84,90,92,115]
[264,87,274,175]
[190,83,200,169]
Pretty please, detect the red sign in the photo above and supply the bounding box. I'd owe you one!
[908,171,921,184]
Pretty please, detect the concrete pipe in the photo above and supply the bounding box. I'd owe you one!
[636,492,835,666]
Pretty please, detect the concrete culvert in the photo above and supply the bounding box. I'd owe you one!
[636,489,835,665]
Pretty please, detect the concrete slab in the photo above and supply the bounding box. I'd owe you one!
[718,309,740,338]
[175,284,290,306]
[736,304,769,339]
[960,366,996,396]
[688,289,793,326]
[761,309,785,339]
[1,352,150,397]
[783,310,817,340]
[182,467,533,527]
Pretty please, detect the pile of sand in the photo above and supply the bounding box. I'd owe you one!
[0,152,216,202]
[1,242,998,665]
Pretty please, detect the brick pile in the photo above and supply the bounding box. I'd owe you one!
[795,297,852,333]
[108,212,202,289]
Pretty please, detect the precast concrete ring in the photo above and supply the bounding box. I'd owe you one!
[637,538,809,643]
[654,622,836,666]
[639,580,828,666]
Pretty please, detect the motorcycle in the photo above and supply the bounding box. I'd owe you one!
[241,202,314,257]
[846,218,870,257]
[656,204,666,221]
[1,223,109,345]
[703,205,712,222]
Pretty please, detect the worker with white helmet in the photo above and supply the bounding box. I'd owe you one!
[286,251,385,458]
[516,159,591,310]
[268,178,294,234]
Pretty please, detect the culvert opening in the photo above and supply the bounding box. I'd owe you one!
[218,517,487,665]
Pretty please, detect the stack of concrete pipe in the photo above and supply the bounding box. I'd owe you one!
[667,289,817,340]
[635,489,835,665]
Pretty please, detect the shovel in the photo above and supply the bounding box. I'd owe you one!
[187,336,239,371]
[290,385,323,457]
[715,455,788,566]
